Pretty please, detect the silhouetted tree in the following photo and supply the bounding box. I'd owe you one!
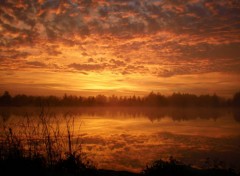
[0,91,12,106]
[95,95,107,106]
[0,90,238,107]
[233,91,240,107]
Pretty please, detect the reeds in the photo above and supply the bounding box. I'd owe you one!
[0,107,95,175]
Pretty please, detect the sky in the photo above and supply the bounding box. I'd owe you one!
[0,0,240,97]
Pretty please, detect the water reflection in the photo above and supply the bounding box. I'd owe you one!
[0,107,240,172]
[0,107,239,122]
[233,109,240,122]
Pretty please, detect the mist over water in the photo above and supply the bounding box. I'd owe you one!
[1,107,240,172]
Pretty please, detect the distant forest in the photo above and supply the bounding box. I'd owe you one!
[0,91,240,107]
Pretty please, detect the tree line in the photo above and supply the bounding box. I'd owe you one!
[0,91,240,107]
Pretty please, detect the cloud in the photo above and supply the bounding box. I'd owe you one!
[0,0,240,96]
[45,45,62,56]
[1,0,239,44]
[69,63,107,71]
[26,61,47,68]
[88,58,94,62]
[0,49,30,60]
[110,59,126,67]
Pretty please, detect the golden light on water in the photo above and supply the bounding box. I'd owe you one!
[1,106,240,172]
[76,110,240,172]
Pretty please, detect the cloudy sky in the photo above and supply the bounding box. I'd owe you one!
[0,0,240,96]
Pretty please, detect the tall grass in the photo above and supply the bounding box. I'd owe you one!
[0,108,95,175]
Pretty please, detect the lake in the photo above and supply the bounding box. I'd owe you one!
[0,107,240,172]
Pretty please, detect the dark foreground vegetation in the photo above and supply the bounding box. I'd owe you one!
[141,157,239,176]
[1,156,239,176]
[0,110,239,176]
[1,91,240,107]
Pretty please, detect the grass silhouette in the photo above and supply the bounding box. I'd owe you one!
[142,156,239,176]
[0,108,96,176]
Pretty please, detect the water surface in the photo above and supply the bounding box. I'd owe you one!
[1,107,240,172]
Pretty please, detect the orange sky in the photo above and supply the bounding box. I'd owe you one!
[0,0,240,97]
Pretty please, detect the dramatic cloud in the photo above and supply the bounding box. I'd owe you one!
[0,0,240,96]
[69,63,107,71]
[26,61,47,68]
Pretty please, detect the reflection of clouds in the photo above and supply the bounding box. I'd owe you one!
[81,135,106,145]
[1,107,240,171]
[80,132,240,172]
